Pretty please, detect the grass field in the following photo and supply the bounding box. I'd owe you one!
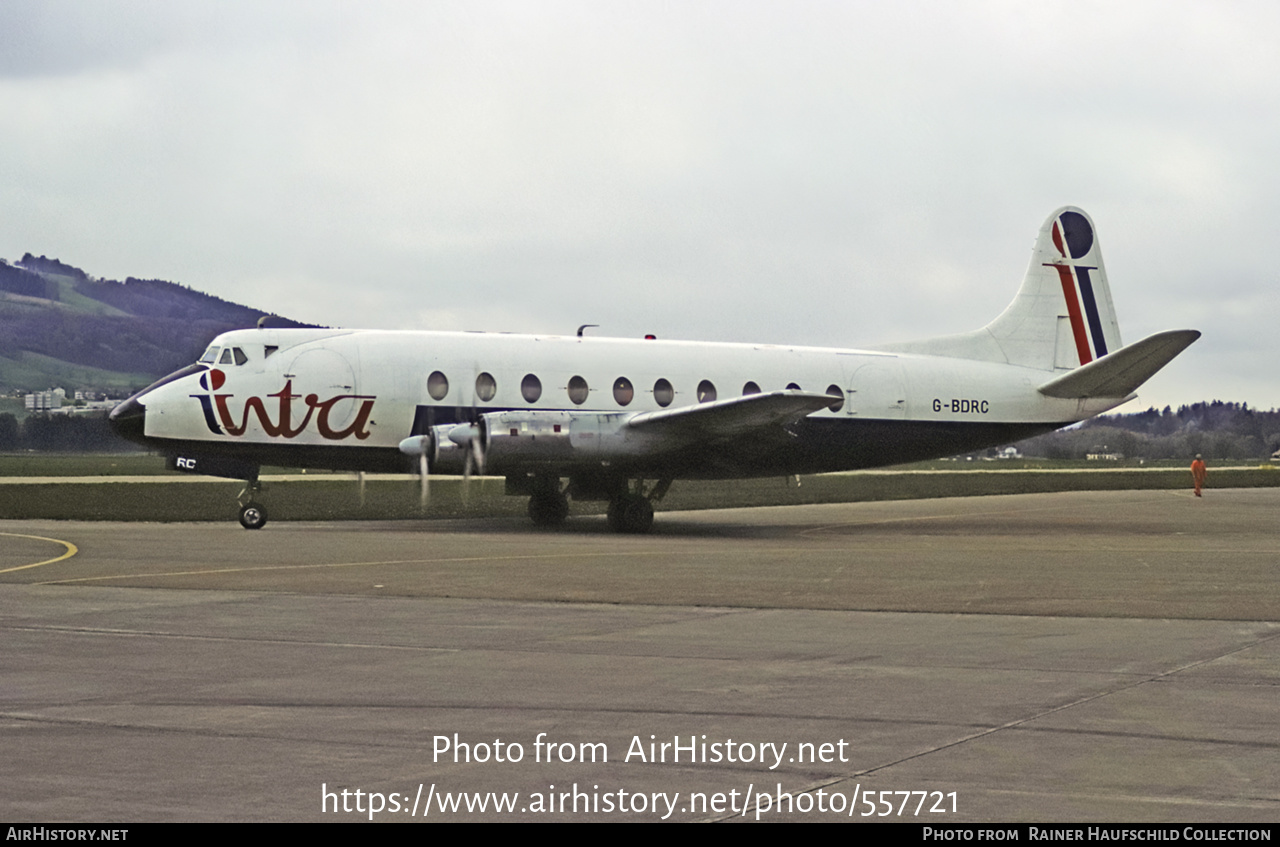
[1,453,1246,477]
[0,351,154,396]
[2,452,1276,522]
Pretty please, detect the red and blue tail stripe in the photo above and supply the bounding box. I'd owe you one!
[1044,213,1107,365]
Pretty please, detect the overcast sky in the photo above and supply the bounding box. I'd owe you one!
[2,1,1277,411]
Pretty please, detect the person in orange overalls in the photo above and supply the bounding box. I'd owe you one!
[1191,454,1207,497]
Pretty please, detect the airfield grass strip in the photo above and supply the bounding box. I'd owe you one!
[2,467,1277,522]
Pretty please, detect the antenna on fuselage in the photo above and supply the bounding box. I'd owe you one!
[576,324,598,338]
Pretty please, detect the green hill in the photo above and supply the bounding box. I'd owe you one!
[0,254,313,397]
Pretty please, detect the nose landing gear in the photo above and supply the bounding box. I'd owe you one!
[237,479,268,530]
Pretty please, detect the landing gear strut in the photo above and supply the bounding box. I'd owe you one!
[237,479,268,530]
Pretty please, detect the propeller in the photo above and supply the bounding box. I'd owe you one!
[457,368,492,501]
[397,369,491,509]
[397,433,435,509]
[448,421,487,501]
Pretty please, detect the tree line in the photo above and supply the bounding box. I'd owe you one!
[1015,402,1280,461]
[0,413,132,452]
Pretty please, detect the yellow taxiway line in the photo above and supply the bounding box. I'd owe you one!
[0,532,79,574]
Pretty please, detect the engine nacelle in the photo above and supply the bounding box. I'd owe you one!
[398,424,473,474]
[481,410,652,468]
[401,411,656,474]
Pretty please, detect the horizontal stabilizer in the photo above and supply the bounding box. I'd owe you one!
[1037,330,1200,399]
[627,389,837,438]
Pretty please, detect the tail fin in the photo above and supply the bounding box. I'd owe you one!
[882,206,1123,371]
[995,206,1121,370]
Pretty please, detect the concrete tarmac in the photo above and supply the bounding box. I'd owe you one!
[2,488,1278,822]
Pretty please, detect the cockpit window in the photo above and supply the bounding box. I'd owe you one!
[232,347,248,366]
[199,346,220,364]
[219,349,234,365]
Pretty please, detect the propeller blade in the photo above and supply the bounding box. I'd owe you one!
[473,433,486,476]
[419,452,429,508]
[462,448,473,504]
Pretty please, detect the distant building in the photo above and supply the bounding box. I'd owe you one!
[25,391,57,411]
[22,387,113,414]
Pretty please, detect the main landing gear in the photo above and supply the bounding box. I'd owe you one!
[237,479,268,530]
[606,492,654,534]
[528,488,570,527]
[513,474,672,533]
[605,479,671,534]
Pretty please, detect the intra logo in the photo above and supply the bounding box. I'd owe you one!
[191,368,375,440]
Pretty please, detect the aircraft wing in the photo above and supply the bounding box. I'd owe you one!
[625,389,838,438]
[1037,329,1201,399]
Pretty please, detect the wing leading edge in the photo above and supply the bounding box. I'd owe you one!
[626,389,839,439]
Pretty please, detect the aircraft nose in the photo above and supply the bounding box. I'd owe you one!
[108,395,147,444]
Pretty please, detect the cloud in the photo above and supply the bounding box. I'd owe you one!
[2,1,1278,409]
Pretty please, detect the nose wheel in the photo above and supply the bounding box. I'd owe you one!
[237,479,268,530]
[239,502,268,530]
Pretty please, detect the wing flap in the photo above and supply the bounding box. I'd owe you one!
[1037,329,1200,399]
[626,389,838,438]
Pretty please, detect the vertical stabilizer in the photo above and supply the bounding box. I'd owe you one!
[880,207,1123,371]
[990,206,1121,371]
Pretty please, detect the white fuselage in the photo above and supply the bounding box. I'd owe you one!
[131,326,1119,478]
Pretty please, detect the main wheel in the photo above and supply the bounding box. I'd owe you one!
[606,497,627,532]
[239,502,268,530]
[607,494,654,534]
[528,491,569,527]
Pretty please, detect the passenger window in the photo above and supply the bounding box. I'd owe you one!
[521,374,542,403]
[825,384,845,412]
[232,347,248,366]
[199,346,219,364]
[476,372,497,402]
[742,381,761,395]
[219,349,233,364]
[427,371,449,401]
[697,380,716,403]
[567,376,589,405]
[613,377,634,406]
[653,378,674,408]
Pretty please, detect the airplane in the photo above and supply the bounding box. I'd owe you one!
[109,206,1199,533]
